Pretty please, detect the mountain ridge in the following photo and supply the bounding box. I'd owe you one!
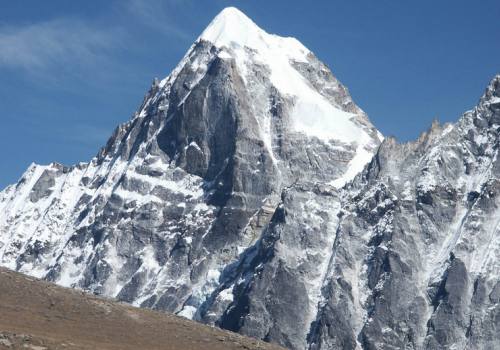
[1,7,499,350]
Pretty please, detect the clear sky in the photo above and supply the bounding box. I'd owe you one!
[1,0,499,188]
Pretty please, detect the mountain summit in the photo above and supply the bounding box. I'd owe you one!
[1,7,499,350]
[200,7,279,48]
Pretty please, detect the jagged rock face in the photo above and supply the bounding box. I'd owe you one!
[0,6,498,350]
[307,76,500,349]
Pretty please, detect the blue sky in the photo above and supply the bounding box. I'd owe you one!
[1,0,499,188]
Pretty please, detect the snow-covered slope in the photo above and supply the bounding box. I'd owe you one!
[1,6,499,350]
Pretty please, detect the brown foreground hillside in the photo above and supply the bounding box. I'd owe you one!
[0,268,285,350]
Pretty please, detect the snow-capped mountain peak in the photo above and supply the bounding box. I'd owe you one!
[196,7,382,188]
[0,12,384,343]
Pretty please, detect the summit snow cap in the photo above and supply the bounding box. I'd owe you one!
[199,7,309,60]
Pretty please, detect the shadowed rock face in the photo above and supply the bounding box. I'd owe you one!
[0,6,499,350]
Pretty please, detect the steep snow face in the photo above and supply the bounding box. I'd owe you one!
[199,7,381,186]
[201,7,374,143]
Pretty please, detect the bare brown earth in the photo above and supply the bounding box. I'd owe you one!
[0,268,285,350]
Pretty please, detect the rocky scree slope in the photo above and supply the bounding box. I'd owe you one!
[0,267,284,350]
[0,6,499,350]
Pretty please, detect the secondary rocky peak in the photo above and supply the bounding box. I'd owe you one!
[481,74,500,105]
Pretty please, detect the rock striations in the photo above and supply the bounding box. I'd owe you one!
[0,7,498,350]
